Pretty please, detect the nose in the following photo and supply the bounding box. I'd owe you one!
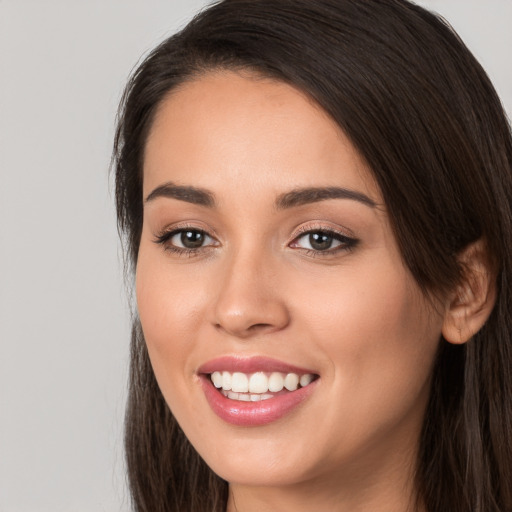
[212,249,290,339]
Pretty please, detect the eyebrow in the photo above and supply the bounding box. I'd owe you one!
[144,182,376,209]
[275,186,377,209]
[145,182,215,207]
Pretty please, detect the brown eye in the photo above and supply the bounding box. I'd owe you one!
[295,231,340,251]
[154,228,216,252]
[308,232,334,251]
[178,230,207,249]
[291,229,357,254]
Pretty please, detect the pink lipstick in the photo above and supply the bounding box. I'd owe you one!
[198,356,319,427]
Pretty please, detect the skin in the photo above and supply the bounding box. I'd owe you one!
[136,71,447,512]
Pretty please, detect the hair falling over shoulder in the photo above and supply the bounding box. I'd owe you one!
[113,1,512,510]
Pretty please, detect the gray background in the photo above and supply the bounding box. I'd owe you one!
[1,1,510,511]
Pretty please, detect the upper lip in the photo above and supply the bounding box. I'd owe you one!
[198,355,317,375]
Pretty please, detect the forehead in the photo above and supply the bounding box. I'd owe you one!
[143,71,380,202]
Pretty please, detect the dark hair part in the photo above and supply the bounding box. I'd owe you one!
[113,1,512,510]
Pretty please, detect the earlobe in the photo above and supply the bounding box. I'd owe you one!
[441,239,497,344]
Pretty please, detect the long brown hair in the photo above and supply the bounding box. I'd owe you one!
[113,1,512,510]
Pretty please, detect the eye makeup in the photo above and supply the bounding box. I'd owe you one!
[152,220,359,260]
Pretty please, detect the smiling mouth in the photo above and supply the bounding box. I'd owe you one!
[209,371,318,402]
[199,359,320,426]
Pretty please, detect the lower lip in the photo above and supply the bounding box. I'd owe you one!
[200,375,318,427]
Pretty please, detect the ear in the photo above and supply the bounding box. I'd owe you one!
[442,239,496,344]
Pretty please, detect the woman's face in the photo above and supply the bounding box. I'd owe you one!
[137,71,444,490]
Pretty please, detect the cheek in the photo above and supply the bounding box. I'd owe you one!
[135,247,208,386]
[288,257,442,423]
[135,255,216,439]
[292,254,439,346]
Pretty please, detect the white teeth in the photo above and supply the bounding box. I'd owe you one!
[211,370,316,399]
[284,373,299,391]
[300,373,313,387]
[249,372,268,393]
[231,372,249,393]
[222,371,232,391]
[211,371,223,388]
[222,391,275,401]
[268,372,285,392]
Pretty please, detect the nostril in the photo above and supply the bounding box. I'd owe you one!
[248,323,273,331]
[214,321,282,338]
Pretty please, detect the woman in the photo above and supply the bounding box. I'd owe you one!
[113,0,512,510]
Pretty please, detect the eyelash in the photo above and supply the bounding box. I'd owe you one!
[154,226,216,257]
[153,225,358,258]
[290,226,358,257]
